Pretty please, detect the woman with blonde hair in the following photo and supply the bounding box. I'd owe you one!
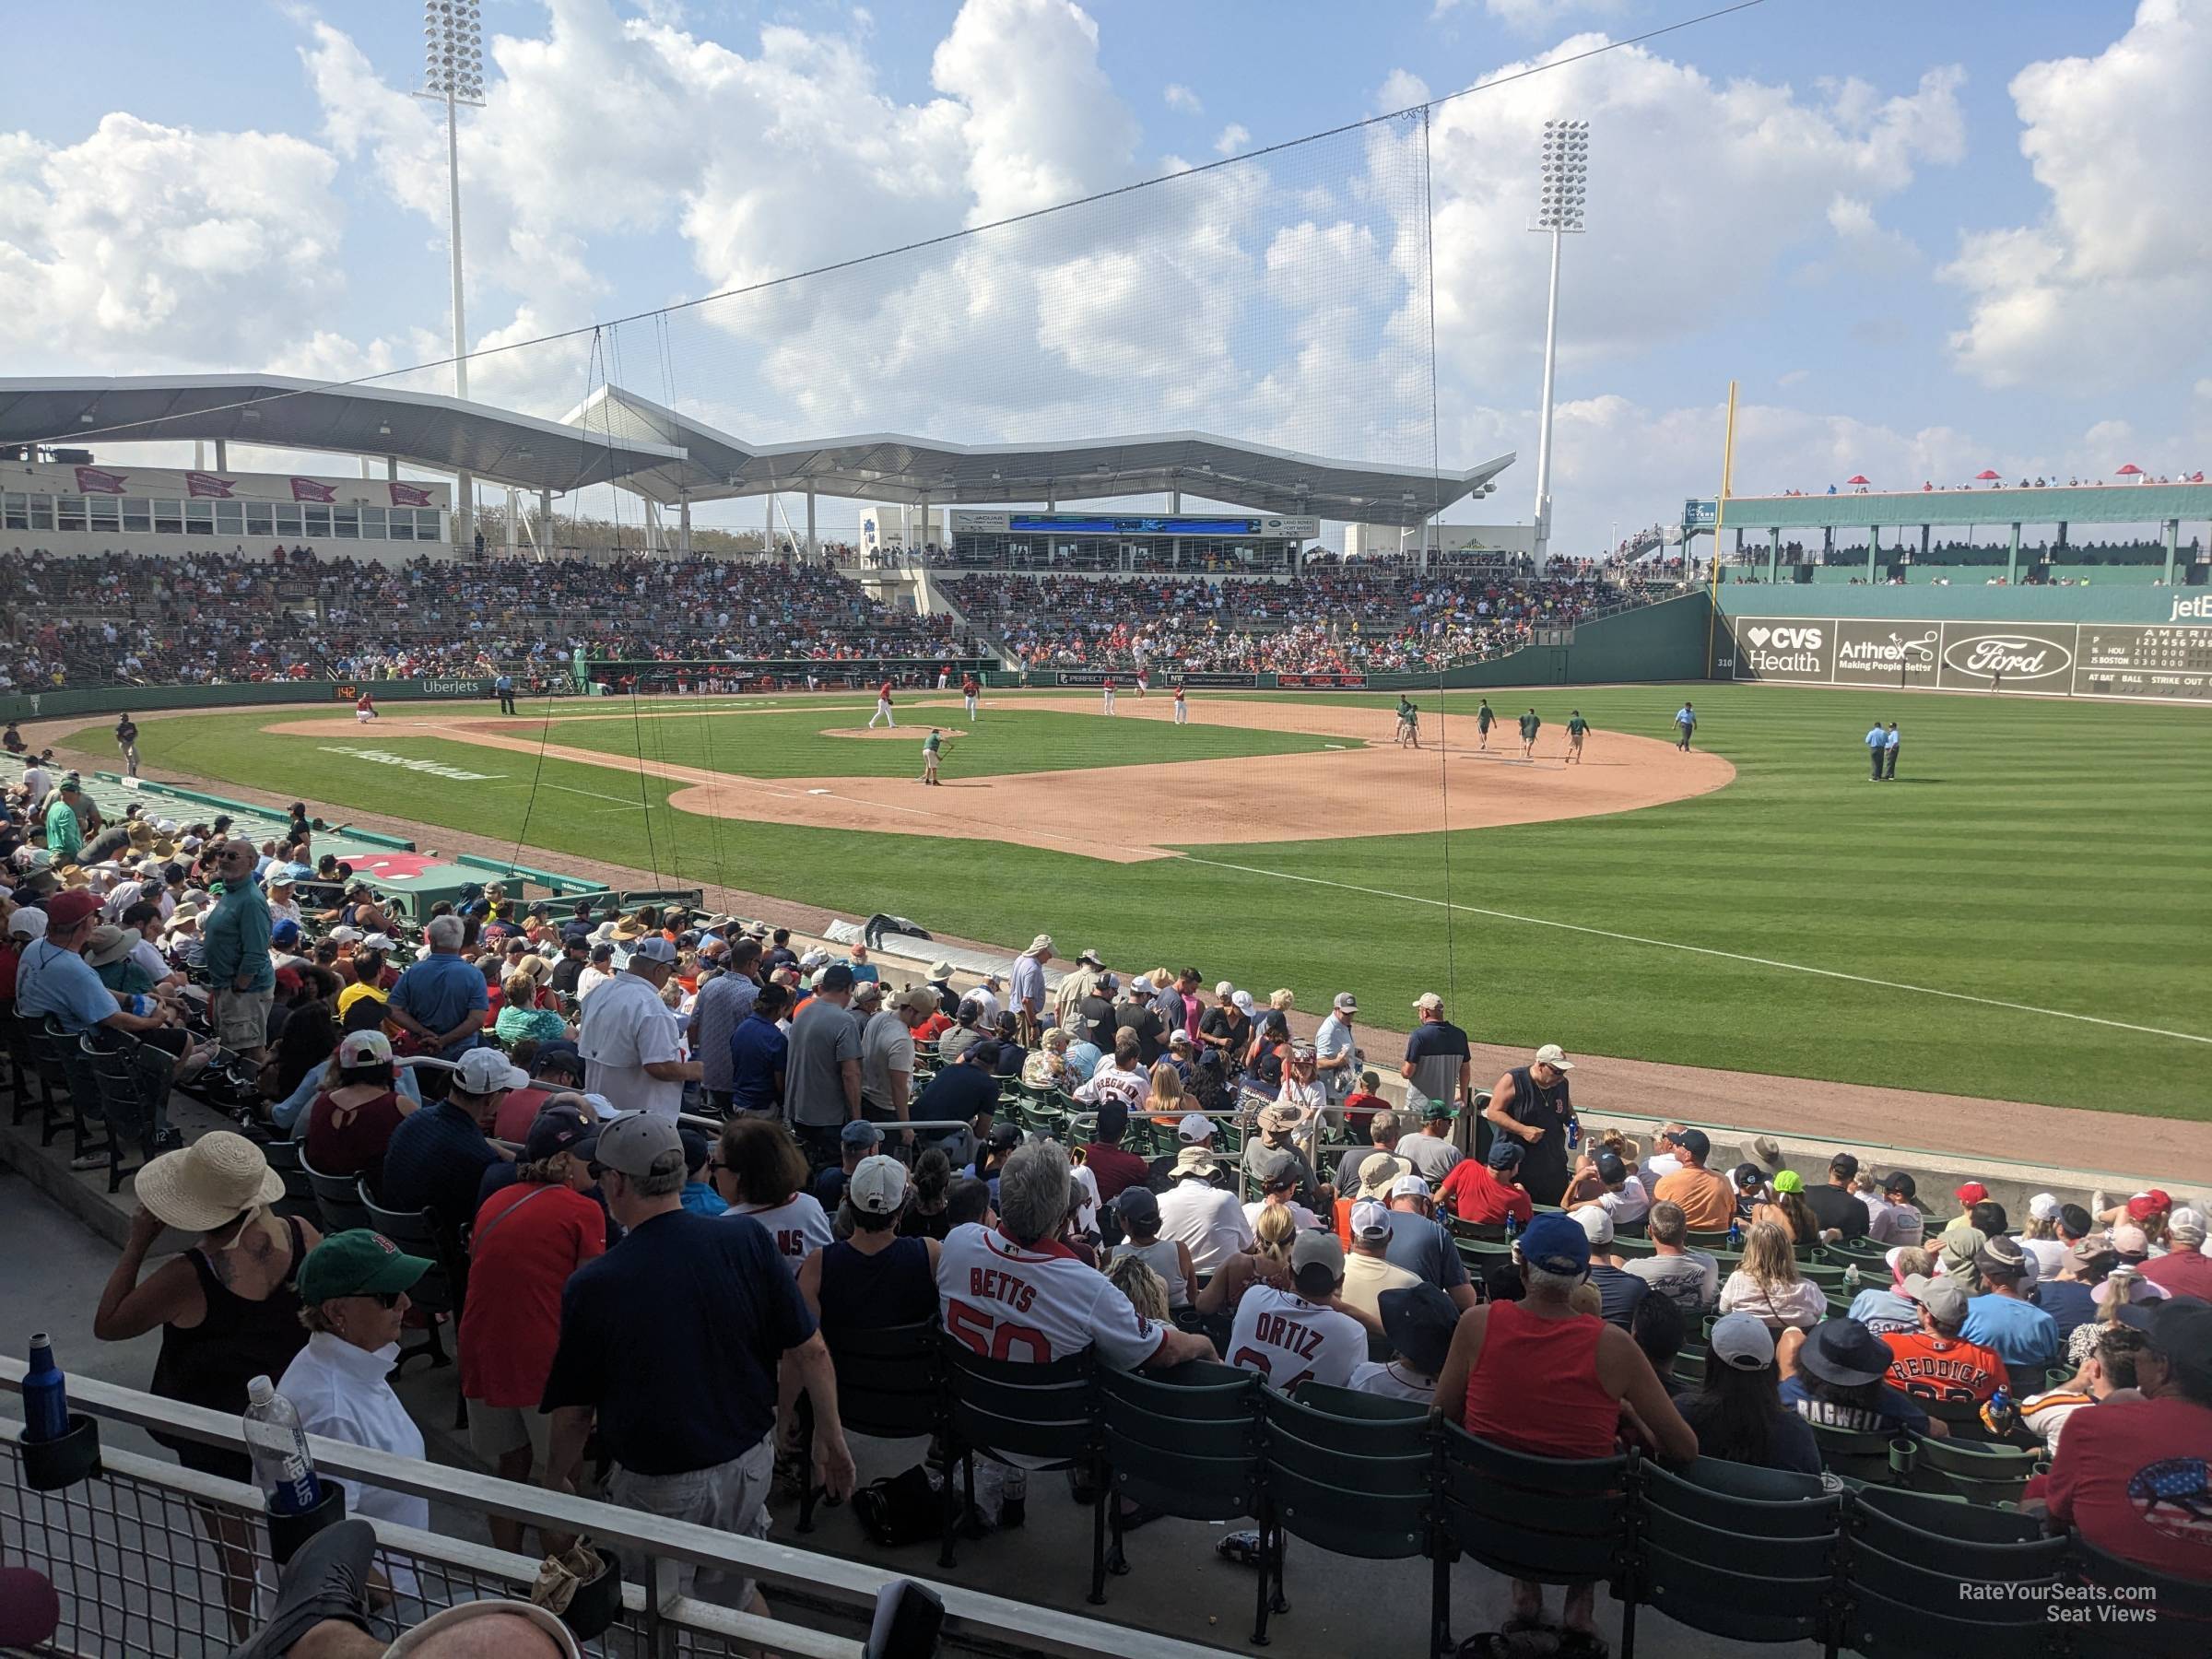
[1718,1219,1826,1329]
[493,971,566,1046]
[1143,1059,1187,1126]
[1194,1202,1297,1319]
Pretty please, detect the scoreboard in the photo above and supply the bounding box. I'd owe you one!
[2073,626,2212,701]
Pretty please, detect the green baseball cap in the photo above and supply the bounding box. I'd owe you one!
[1419,1098,1454,1122]
[297,1230,431,1305]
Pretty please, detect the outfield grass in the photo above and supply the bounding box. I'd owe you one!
[75,685,2212,1119]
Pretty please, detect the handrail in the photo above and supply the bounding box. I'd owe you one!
[0,1363,1234,1659]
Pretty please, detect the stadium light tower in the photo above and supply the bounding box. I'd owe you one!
[1531,119,1588,567]
[418,1,484,548]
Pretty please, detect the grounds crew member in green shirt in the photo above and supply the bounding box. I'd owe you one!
[203,838,276,1061]
[44,777,85,863]
[1394,697,1421,748]
[1476,699,1496,750]
[920,727,945,785]
[1566,710,1589,764]
[1518,708,1541,759]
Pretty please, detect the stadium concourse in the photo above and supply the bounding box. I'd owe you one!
[6,735,2212,1654]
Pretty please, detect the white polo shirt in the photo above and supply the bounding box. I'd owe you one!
[276,1333,429,1595]
[1157,1175,1253,1277]
[575,970,686,1119]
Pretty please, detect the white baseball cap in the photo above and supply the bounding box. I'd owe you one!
[1177,1112,1214,1143]
[849,1154,909,1215]
[1573,1206,1613,1245]
[1535,1043,1573,1070]
[361,932,396,950]
[1389,1173,1431,1200]
[1333,992,1358,1013]
[2028,1193,2062,1221]
[453,1049,528,1094]
[1349,1200,1391,1241]
[1413,992,1443,1012]
[7,907,48,939]
[337,1030,392,1067]
[1709,1312,1777,1371]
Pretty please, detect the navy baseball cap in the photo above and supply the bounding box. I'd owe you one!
[1486,1136,1524,1169]
[818,962,855,993]
[841,1119,884,1149]
[1518,1213,1591,1277]
[524,1103,599,1163]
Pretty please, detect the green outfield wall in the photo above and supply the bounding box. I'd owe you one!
[0,677,493,724]
[1709,583,2212,702]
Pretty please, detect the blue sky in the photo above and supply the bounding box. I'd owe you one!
[4,0,2206,547]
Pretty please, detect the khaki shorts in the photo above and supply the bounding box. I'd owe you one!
[465,1400,553,1470]
[606,1433,773,1608]
[212,986,273,1050]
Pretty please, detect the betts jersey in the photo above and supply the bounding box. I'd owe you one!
[936,1223,1163,1369]
[1227,1286,1367,1393]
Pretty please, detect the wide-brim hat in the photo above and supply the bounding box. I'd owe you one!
[1173,1145,1218,1178]
[1357,1152,1411,1199]
[135,1131,286,1235]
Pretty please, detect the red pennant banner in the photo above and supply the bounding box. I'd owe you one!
[389,481,434,508]
[184,471,237,500]
[74,465,128,494]
[289,477,338,503]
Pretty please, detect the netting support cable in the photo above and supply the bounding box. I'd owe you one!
[1422,105,1457,1006]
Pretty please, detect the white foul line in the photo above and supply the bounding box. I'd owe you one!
[1173,854,2212,1047]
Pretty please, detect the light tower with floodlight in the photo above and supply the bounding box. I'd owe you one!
[418,1,484,549]
[1531,118,1588,567]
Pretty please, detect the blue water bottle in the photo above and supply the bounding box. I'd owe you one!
[1989,1383,2015,1435]
[1727,1219,1742,1249]
[1504,1212,1520,1242]
[24,1333,70,1443]
[1566,1119,1581,1152]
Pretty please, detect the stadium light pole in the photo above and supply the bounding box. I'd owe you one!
[1530,119,1588,568]
[418,1,485,552]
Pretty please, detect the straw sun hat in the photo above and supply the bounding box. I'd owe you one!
[135,1131,286,1235]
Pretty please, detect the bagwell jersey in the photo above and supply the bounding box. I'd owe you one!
[936,1222,1163,1368]
[1227,1285,1367,1392]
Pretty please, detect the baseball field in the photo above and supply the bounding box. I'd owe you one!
[64,683,2212,1121]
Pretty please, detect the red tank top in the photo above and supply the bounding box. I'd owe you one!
[1461,1300,1620,1459]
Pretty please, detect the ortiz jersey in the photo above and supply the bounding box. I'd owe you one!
[1227,1286,1367,1393]
[936,1222,1164,1369]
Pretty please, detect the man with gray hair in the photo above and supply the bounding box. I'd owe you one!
[936,1138,1215,1524]
[544,1112,853,1614]
[385,912,488,1092]
[577,936,700,1120]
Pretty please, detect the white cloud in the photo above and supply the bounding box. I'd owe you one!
[1214,123,1252,156]
[1942,0,2212,389]
[1163,82,1201,113]
[1778,369,1810,386]
[0,113,345,372]
[1410,38,1965,383]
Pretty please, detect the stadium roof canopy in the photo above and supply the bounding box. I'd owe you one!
[565,384,1512,526]
[0,373,1512,525]
[0,375,688,496]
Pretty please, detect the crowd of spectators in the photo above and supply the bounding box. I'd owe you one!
[0,547,975,690]
[6,771,2210,1639]
[1772,470,2206,496]
[950,563,1657,673]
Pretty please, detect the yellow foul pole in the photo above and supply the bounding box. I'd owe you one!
[1704,380,1739,674]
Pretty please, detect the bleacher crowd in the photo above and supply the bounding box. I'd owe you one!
[0,547,973,689]
[951,566,1650,673]
[6,757,2207,1651]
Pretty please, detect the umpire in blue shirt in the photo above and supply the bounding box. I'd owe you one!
[1865,722,1887,781]
[542,1112,854,1613]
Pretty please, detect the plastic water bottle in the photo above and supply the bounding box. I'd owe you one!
[1504,1212,1520,1241]
[24,1334,70,1443]
[1843,1263,1862,1293]
[242,1376,322,1514]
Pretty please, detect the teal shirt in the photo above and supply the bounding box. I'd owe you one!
[204,880,276,992]
[44,795,82,860]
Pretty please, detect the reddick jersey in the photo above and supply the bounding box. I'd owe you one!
[1227,1286,1367,1393]
[936,1222,1163,1368]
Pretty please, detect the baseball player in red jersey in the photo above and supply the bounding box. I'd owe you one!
[1100,676,1116,716]
[869,679,896,729]
[1135,667,1149,698]
[1172,683,1188,725]
[960,674,980,723]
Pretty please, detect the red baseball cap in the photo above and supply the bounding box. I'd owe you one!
[1954,1182,1989,1205]
[42,890,101,930]
[2127,1191,2172,1220]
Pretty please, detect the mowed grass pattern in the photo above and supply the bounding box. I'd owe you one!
[78,686,2212,1118]
[523,702,1343,778]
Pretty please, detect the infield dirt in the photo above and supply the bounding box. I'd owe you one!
[257,693,1735,863]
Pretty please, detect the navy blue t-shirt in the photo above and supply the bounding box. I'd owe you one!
[2033,1279,2097,1345]
[912,1062,999,1128]
[1382,1211,1469,1292]
[379,1100,500,1244]
[540,1208,815,1475]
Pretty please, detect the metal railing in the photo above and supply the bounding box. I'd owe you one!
[2,1364,1230,1659]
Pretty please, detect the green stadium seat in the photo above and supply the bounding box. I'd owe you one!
[1810,1422,1916,1487]
[1101,1361,1263,1584]
[1637,1460,1843,1650]
[936,1338,1105,1597]
[1841,1486,2067,1659]
[2066,1535,2212,1659]
[795,1321,939,1534]
[1907,1432,2043,1507]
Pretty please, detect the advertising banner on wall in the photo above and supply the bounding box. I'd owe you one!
[1724,614,2212,702]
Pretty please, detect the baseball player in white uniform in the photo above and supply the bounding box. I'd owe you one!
[868,679,896,729]
[1172,684,1188,725]
[1100,677,1117,716]
[1224,1232,1370,1392]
